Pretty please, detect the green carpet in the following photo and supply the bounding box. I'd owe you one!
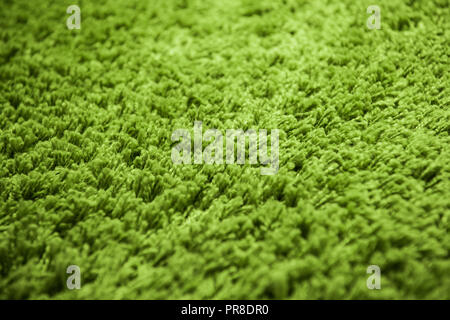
[0,0,449,299]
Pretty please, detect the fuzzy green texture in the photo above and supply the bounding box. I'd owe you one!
[0,0,449,299]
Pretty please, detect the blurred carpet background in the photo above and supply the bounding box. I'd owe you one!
[0,0,449,299]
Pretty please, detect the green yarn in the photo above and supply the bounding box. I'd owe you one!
[0,0,449,299]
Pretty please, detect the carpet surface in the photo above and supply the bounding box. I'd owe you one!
[0,0,449,299]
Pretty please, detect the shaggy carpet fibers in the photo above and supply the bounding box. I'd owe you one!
[0,0,449,299]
